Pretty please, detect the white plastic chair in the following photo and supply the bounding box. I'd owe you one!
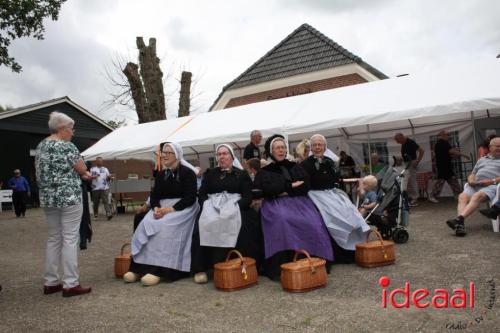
[490,184,500,232]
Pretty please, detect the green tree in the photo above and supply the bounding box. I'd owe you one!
[0,104,13,112]
[0,0,67,72]
[106,119,125,129]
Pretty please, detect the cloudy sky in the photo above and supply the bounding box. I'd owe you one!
[0,0,499,123]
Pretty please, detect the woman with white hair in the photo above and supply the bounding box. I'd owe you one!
[301,134,370,263]
[35,112,92,297]
[191,144,261,284]
[254,134,333,280]
[125,142,199,286]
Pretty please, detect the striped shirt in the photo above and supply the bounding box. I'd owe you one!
[472,155,500,180]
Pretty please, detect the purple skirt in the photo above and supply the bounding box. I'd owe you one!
[261,196,333,261]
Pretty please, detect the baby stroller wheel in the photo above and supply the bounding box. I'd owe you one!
[392,228,409,244]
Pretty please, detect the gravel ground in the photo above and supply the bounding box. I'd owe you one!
[0,198,498,332]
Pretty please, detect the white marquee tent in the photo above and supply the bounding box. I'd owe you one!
[83,60,500,172]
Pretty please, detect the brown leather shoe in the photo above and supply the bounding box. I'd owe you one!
[62,285,91,297]
[43,284,63,295]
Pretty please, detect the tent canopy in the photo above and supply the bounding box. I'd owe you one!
[82,60,500,160]
[82,116,194,160]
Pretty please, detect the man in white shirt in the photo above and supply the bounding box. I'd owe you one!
[90,157,113,220]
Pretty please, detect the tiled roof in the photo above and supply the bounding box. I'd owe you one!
[0,96,114,131]
[210,23,387,110]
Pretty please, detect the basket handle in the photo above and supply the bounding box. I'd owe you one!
[225,250,249,280]
[225,249,245,263]
[365,230,389,260]
[120,242,131,256]
[293,249,316,274]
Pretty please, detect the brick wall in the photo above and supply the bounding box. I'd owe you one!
[225,73,367,109]
[101,159,154,202]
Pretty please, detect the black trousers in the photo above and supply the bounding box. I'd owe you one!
[133,210,149,232]
[129,259,189,282]
[79,185,92,248]
[12,191,27,217]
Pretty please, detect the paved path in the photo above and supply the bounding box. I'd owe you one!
[0,199,498,332]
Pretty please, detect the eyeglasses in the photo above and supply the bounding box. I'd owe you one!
[161,151,176,156]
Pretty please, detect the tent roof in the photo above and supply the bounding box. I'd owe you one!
[284,60,500,139]
[0,96,114,131]
[82,60,500,160]
[82,116,194,160]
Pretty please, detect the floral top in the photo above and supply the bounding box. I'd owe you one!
[35,139,82,207]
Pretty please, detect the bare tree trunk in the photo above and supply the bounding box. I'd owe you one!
[120,37,166,124]
[137,37,166,121]
[122,62,149,123]
[178,71,192,117]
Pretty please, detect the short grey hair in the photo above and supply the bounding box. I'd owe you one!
[250,130,261,138]
[48,112,74,134]
[310,134,327,146]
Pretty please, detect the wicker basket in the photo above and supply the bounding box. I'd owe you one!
[280,249,327,293]
[355,230,395,268]
[213,250,258,291]
[114,242,131,278]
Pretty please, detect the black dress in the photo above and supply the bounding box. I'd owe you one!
[254,160,333,280]
[129,165,197,281]
[301,155,356,264]
[191,167,263,275]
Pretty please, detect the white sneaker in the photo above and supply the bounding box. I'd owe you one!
[123,271,139,283]
[193,272,208,284]
[428,196,439,204]
[141,274,161,286]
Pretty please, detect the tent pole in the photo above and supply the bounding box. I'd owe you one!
[367,124,372,174]
[113,157,118,211]
[471,111,477,164]
[408,119,416,139]
[282,132,290,155]
[190,146,200,161]
[232,142,242,160]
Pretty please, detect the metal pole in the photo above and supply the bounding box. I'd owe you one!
[367,124,372,174]
[471,111,477,165]
[408,119,416,139]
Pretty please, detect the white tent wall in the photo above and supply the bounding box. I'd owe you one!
[344,122,472,167]
[339,122,475,197]
[81,60,500,177]
[474,116,500,144]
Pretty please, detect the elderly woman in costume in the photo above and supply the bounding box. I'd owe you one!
[253,134,333,280]
[302,134,370,263]
[124,142,199,286]
[192,144,261,284]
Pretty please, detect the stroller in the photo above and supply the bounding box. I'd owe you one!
[364,157,411,244]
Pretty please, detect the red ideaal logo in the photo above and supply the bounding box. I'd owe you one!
[379,276,475,309]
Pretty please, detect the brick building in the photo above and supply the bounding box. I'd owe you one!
[0,97,114,204]
[210,23,387,111]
